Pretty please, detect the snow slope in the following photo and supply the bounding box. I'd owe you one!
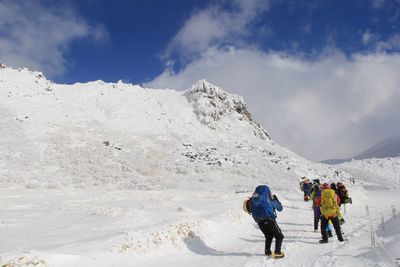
[0,65,341,191]
[337,157,400,189]
[1,64,399,267]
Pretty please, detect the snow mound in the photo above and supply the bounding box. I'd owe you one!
[119,220,203,254]
[0,256,47,267]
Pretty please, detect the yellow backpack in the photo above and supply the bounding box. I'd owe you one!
[320,189,339,219]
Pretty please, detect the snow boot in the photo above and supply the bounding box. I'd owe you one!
[265,250,272,257]
[319,239,328,244]
[328,231,333,237]
[272,252,285,259]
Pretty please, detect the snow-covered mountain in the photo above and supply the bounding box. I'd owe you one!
[321,135,400,164]
[1,63,399,267]
[354,135,400,159]
[0,64,340,191]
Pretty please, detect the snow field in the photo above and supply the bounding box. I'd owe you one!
[1,184,399,267]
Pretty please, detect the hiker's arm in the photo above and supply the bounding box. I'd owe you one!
[272,195,283,211]
[275,200,283,211]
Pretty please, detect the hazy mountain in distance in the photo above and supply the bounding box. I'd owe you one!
[321,134,400,164]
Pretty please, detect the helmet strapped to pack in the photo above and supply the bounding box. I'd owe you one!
[243,198,252,214]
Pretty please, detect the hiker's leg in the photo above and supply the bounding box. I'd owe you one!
[313,209,319,230]
[269,219,284,254]
[258,220,273,254]
[265,234,273,254]
[320,217,329,241]
[331,216,344,241]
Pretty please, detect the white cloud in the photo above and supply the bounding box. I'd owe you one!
[148,0,400,161]
[361,31,400,53]
[375,34,400,51]
[372,0,386,8]
[0,0,108,77]
[372,0,400,8]
[163,0,270,60]
[146,46,400,161]
[362,30,375,45]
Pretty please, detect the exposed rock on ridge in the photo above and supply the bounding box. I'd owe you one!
[184,80,270,140]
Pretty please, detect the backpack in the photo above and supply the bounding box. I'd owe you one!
[303,182,311,193]
[320,189,339,219]
[338,187,348,203]
[311,188,320,208]
[250,185,275,222]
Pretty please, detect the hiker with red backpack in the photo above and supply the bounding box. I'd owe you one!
[300,178,312,201]
[336,182,352,224]
[337,182,352,205]
[244,185,285,258]
[316,183,344,243]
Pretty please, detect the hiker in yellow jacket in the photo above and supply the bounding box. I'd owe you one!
[316,183,344,243]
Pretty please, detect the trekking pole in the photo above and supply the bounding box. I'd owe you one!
[370,223,375,248]
[392,205,396,218]
[365,204,369,217]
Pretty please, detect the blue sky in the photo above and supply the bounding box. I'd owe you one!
[61,0,212,83]
[74,0,399,82]
[8,0,397,84]
[1,0,400,161]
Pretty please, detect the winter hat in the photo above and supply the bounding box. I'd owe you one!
[321,183,330,189]
[313,179,321,185]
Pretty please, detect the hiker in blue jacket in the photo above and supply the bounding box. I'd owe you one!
[303,179,312,201]
[249,185,285,258]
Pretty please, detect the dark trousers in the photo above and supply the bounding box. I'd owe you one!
[320,216,344,241]
[257,218,284,254]
[313,208,320,230]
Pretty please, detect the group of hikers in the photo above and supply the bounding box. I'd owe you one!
[243,176,352,259]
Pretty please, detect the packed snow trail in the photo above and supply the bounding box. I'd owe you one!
[1,183,398,267]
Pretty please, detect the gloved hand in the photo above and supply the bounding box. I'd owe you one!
[272,194,279,202]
